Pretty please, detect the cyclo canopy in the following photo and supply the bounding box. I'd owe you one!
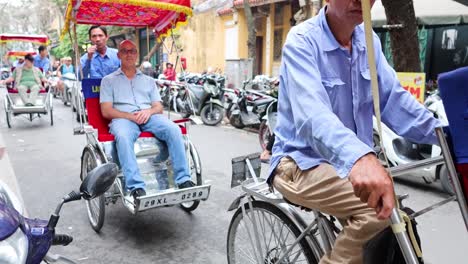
[0,34,49,45]
[6,51,37,57]
[60,0,192,40]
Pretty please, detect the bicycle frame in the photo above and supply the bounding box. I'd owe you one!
[229,127,468,264]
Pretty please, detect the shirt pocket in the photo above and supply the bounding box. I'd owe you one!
[321,77,345,102]
[359,69,373,104]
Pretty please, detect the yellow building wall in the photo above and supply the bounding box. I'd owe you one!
[164,1,321,75]
[236,11,248,60]
[166,11,226,73]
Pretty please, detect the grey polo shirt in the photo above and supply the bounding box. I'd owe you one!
[100,68,161,113]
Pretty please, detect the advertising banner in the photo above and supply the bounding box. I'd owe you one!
[397,72,426,103]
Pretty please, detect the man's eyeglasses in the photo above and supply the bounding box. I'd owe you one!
[120,49,137,55]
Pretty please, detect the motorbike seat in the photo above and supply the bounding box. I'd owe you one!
[82,79,188,142]
[254,97,275,106]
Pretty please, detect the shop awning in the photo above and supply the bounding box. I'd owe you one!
[372,0,468,27]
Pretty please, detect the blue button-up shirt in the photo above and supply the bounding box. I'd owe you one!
[34,55,50,72]
[80,47,120,79]
[100,69,161,113]
[268,7,441,181]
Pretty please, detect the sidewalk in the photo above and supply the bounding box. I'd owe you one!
[0,130,24,206]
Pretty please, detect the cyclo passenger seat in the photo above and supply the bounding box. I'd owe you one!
[7,67,47,94]
[438,66,468,202]
[81,78,187,142]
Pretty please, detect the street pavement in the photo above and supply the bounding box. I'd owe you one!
[0,91,467,264]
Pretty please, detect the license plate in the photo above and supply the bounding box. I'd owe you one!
[138,185,210,211]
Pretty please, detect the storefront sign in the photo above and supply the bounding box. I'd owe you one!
[397,72,426,104]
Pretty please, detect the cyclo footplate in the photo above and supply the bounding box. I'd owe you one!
[137,185,211,211]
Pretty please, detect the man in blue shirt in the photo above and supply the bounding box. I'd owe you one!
[80,25,120,79]
[270,1,440,263]
[100,40,194,201]
[34,45,50,73]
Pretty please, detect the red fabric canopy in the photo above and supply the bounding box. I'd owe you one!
[0,34,49,45]
[61,0,192,40]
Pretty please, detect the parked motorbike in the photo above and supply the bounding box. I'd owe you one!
[258,99,277,151]
[1,66,10,81]
[48,72,60,98]
[61,73,77,106]
[372,90,452,194]
[175,74,225,126]
[223,87,238,119]
[250,75,279,92]
[0,163,118,264]
[229,86,276,129]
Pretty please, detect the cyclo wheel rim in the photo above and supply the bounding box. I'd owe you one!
[180,144,201,209]
[227,201,317,264]
[82,149,104,228]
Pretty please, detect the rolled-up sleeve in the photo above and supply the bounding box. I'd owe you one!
[80,54,91,79]
[376,38,441,145]
[283,34,373,178]
[149,79,161,103]
[100,76,113,103]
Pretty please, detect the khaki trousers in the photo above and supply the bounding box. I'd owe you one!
[17,84,40,105]
[272,157,389,264]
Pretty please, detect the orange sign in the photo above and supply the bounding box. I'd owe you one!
[397,72,426,104]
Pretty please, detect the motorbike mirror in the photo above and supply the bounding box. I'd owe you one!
[80,163,118,200]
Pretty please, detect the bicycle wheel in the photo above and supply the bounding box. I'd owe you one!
[227,200,318,264]
[180,143,202,212]
[81,147,106,232]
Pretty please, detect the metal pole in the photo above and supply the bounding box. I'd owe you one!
[146,26,150,56]
[436,127,468,230]
[390,209,419,264]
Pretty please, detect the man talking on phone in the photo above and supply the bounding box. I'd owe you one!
[80,25,120,79]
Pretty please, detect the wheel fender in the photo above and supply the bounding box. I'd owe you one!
[189,141,202,175]
[80,145,102,180]
[206,98,224,108]
[231,109,241,116]
[227,194,246,211]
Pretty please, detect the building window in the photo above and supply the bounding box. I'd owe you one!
[274,4,283,26]
[274,29,283,61]
[273,3,285,62]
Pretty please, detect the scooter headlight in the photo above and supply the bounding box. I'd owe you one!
[0,228,28,264]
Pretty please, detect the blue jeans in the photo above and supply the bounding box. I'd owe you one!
[109,114,191,191]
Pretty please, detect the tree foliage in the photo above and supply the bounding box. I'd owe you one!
[51,25,89,59]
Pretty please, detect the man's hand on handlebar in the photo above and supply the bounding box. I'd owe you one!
[349,153,395,220]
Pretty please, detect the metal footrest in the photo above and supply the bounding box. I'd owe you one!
[136,184,211,212]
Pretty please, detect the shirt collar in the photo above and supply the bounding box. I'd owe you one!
[320,6,366,52]
[92,46,111,59]
[115,68,143,76]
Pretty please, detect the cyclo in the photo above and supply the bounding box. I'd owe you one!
[0,34,53,128]
[60,0,210,232]
[226,4,468,264]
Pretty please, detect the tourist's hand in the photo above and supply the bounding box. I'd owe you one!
[87,45,97,59]
[133,109,152,124]
[349,153,395,220]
